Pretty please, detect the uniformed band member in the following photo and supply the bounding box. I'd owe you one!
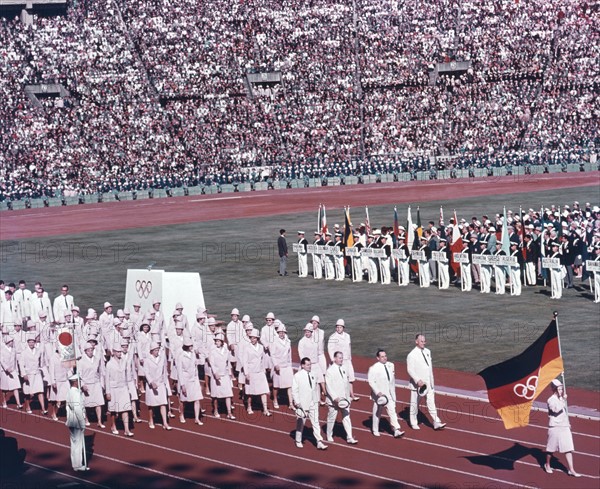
[437,238,450,289]
[312,232,324,279]
[323,233,335,280]
[333,233,345,281]
[417,237,431,287]
[297,232,309,278]
[379,235,392,285]
[366,234,378,283]
[549,242,563,299]
[350,233,364,282]
[479,241,492,293]
[397,236,410,286]
[460,238,472,291]
[509,242,523,296]
[593,246,600,303]
[493,242,507,295]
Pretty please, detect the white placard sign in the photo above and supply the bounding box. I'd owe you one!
[392,249,406,260]
[472,254,489,265]
[293,243,306,253]
[432,251,448,262]
[453,252,470,264]
[586,260,600,272]
[345,248,360,257]
[542,257,562,269]
[411,250,426,261]
[307,244,316,253]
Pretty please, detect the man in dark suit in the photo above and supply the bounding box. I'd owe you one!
[278,229,288,276]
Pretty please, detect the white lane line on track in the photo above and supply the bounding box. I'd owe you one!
[4,410,421,489]
[6,429,219,489]
[24,460,111,488]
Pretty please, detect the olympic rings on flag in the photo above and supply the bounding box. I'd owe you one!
[513,375,538,400]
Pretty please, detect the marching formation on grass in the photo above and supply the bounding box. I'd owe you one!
[291,201,600,301]
[1,0,597,202]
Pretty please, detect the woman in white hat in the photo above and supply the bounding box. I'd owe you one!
[201,317,223,397]
[241,328,272,416]
[136,321,152,393]
[47,346,71,421]
[78,341,105,428]
[0,336,22,409]
[207,333,235,419]
[544,379,581,477]
[270,324,293,409]
[105,345,134,436]
[145,342,172,430]
[18,333,47,414]
[176,336,204,425]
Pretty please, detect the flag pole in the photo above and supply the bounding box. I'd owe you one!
[520,205,526,288]
[553,311,568,416]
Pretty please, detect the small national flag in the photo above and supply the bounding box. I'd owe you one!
[57,326,77,363]
[500,206,510,255]
[520,206,527,260]
[365,206,371,235]
[343,207,354,248]
[321,204,328,236]
[317,204,322,234]
[392,207,399,247]
[449,209,463,276]
[416,207,423,241]
[406,206,414,249]
[478,319,564,429]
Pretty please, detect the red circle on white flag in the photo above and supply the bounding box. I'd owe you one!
[58,331,73,346]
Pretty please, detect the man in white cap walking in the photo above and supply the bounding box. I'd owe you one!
[292,357,327,450]
[325,351,358,444]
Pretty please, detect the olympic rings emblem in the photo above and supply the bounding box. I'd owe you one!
[513,375,538,400]
[135,280,153,299]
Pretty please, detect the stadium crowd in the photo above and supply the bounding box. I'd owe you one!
[0,0,598,202]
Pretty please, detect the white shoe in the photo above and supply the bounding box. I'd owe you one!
[295,441,303,449]
[347,438,358,445]
[372,431,380,437]
[393,429,405,438]
[326,436,334,442]
[433,422,447,430]
[410,424,420,430]
[543,464,553,474]
[568,471,581,478]
[316,442,328,450]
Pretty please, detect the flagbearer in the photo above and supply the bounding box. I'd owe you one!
[66,373,88,471]
[544,379,581,477]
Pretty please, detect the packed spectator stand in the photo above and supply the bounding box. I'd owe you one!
[0,0,598,206]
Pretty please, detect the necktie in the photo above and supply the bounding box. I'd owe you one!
[384,364,390,381]
[421,350,429,366]
[307,371,312,388]
[65,297,68,308]
[339,366,344,379]
[40,299,43,309]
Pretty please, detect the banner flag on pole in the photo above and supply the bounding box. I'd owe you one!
[343,207,354,248]
[449,209,463,276]
[478,319,563,429]
[365,206,371,235]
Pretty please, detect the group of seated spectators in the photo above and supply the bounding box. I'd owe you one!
[0,0,597,202]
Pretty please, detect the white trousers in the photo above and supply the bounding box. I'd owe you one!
[312,254,322,279]
[398,260,410,286]
[298,253,308,278]
[438,263,449,289]
[594,272,600,303]
[69,427,86,470]
[351,257,363,282]
[296,405,323,443]
[460,262,472,291]
[525,262,536,285]
[380,258,391,284]
[334,256,345,281]
[494,266,506,294]
[409,389,441,427]
[418,261,430,287]
[326,404,353,440]
[509,266,521,296]
[480,266,492,293]
[550,268,562,299]
[324,257,335,280]
[367,258,378,283]
[372,399,400,433]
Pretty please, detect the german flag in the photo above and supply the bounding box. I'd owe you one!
[343,207,354,248]
[478,319,563,429]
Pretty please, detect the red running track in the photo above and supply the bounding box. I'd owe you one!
[1,172,598,240]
